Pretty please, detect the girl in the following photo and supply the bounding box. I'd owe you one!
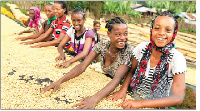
[29,1,71,48]
[55,7,95,68]
[17,3,56,43]
[107,11,186,109]
[41,17,133,109]
[18,7,45,35]
[93,21,101,44]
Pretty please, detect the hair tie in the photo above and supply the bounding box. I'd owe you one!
[75,6,83,9]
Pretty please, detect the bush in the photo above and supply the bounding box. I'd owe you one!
[20,9,27,15]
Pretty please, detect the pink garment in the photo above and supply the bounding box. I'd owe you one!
[29,7,42,32]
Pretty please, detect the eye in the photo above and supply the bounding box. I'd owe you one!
[124,33,128,36]
[115,33,120,36]
[166,28,172,32]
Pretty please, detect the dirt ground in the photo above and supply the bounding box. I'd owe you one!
[1,6,196,109]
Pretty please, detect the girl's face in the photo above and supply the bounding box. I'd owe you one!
[29,9,35,20]
[71,13,85,31]
[108,24,128,49]
[45,5,55,19]
[53,3,66,18]
[94,23,100,31]
[152,16,175,47]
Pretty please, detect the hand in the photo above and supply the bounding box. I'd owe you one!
[16,37,27,41]
[118,99,143,109]
[72,96,99,109]
[30,45,41,48]
[21,41,34,45]
[106,90,127,102]
[18,32,23,35]
[40,80,61,93]
[55,61,71,68]
[55,54,66,62]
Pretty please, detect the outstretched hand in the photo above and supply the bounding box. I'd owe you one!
[40,81,61,94]
[55,61,71,68]
[16,37,27,41]
[118,99,142,109]
[30,45,41,48]
[72,96,98,109]
[20,41,34,45]
[106,90,127,102]
[55,54,66,62]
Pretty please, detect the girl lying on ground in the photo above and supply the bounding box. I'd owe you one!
[55,7,95,68]
[29,1,71,49]
[17,7,45,35]
[41,17,134,109]
[106,11,186,109]
[16,3,56,43]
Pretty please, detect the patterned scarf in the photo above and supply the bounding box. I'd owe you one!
[130,14,178,99]
[29,7,42,32]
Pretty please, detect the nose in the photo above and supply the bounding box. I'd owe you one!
[159,28,165,36]
[120,34,126,40]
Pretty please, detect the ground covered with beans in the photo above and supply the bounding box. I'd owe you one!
[1,13,196,109]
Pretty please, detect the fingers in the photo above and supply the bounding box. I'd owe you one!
[72,99,84,108]
[76,105,87,109]
[52,85,59,93]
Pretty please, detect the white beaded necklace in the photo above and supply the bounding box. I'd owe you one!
[108,48,119,58]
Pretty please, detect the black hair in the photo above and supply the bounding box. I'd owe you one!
[55,1,68,14]
[105,17,126,32]
[93,21,100,26]
[72,7,86,19]
[151,11,178,34]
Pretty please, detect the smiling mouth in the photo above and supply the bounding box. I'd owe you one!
[156,38,167,41]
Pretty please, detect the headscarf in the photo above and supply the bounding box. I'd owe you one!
[130,11,178,99]
[29,7,42,32]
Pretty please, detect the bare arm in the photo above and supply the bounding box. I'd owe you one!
[106,57,138,101]
[28,28,53,44]
[138,73,185,108]
[55,34,71,61]
[57,37,93,68]
[120,72,185,109]
[18,28,45,41]
[31,31,65,48]
[41,51,98,93]
[73,64,130,109]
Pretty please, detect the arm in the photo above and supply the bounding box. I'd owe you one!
[120,73,185,109]
[57,37,93,67]
[26,28,53,45]
[18,30,33,35]
[97,33,100,42]
[55,34,71,61]
[106,57,138,101]
[73,64,130,109]
[18,28,45,41]
[41,51,98,93]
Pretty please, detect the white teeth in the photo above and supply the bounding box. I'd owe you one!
[118,42,125,45]
[157,38,166,40]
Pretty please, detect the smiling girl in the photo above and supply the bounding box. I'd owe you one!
[17,7,45,35]
[107,11,187,109]
[55,7,95,68]
[29,1,71,48]
[41,17,134,109]
[17,3,56,42]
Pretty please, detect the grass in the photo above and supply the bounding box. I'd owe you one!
[20,9,28,15]
[179,28,196,35]
[1,2,11,12]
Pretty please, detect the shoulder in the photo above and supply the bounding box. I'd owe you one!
[170,48,186,61]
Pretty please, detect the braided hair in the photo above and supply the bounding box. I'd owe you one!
[72,6,86,19]
[55,1,68,14]
[150,11,178,46]
[105,17,126,32]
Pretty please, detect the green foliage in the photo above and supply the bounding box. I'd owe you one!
[178,28,196,35]
[20,9,27,15]
[1,1,12,4]
[1,2,11,11]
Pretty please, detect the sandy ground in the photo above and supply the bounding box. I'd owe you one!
[1,11,196,109]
